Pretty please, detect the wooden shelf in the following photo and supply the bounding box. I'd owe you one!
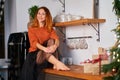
[53,18,106,41]
[54,18,106,27]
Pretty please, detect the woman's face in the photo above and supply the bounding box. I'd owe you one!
[37,9,46,23]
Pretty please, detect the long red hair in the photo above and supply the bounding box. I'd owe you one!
[31,6,53,32]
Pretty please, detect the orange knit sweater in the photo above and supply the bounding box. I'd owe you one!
[28,27,59,52]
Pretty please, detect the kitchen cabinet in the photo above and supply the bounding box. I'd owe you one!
[53,18,106,41]
[45,73,83,80]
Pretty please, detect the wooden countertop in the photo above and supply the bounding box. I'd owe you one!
[44,65,106,80]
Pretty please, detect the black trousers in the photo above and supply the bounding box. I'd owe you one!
[20,50,49,80]
[20,39,59,80]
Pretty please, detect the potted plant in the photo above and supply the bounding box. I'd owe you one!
[27,5,39,28]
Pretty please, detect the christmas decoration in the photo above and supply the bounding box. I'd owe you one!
[81,47,109,75]
[102,0,120,80]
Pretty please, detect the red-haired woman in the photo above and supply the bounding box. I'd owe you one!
[20,6,70,80]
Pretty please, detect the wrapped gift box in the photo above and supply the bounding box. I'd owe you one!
[98,47,107,55]
[83,63,93,73]
[92,54,99,60]
[83,60,109,75]
[83,47,109,75]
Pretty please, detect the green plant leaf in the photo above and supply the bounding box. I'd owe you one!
[113,0,120,18]
[28,5,39,19]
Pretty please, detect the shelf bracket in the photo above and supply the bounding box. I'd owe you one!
[88,23,100,41]
[58,0,65,12]
[56,27,66,42]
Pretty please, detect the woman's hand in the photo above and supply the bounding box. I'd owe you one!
[48,45,57,53]
[43,45,56,53]
[43,45,57,54]
[43,47,52,53]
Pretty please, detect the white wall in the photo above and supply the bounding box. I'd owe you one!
[16,0,63,32]
[64,0,95,64]
[4,0,116,65]
[4,0,17,58]
[99,0,117,47]
[61,0,116,65]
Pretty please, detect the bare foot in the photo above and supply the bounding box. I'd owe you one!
[53,61,70,71]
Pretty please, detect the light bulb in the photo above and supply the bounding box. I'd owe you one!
[113,56,115,59]
[117,54,119,57]
[113,52,116,55]
[117,59,120,62]
[118,45,120,48]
